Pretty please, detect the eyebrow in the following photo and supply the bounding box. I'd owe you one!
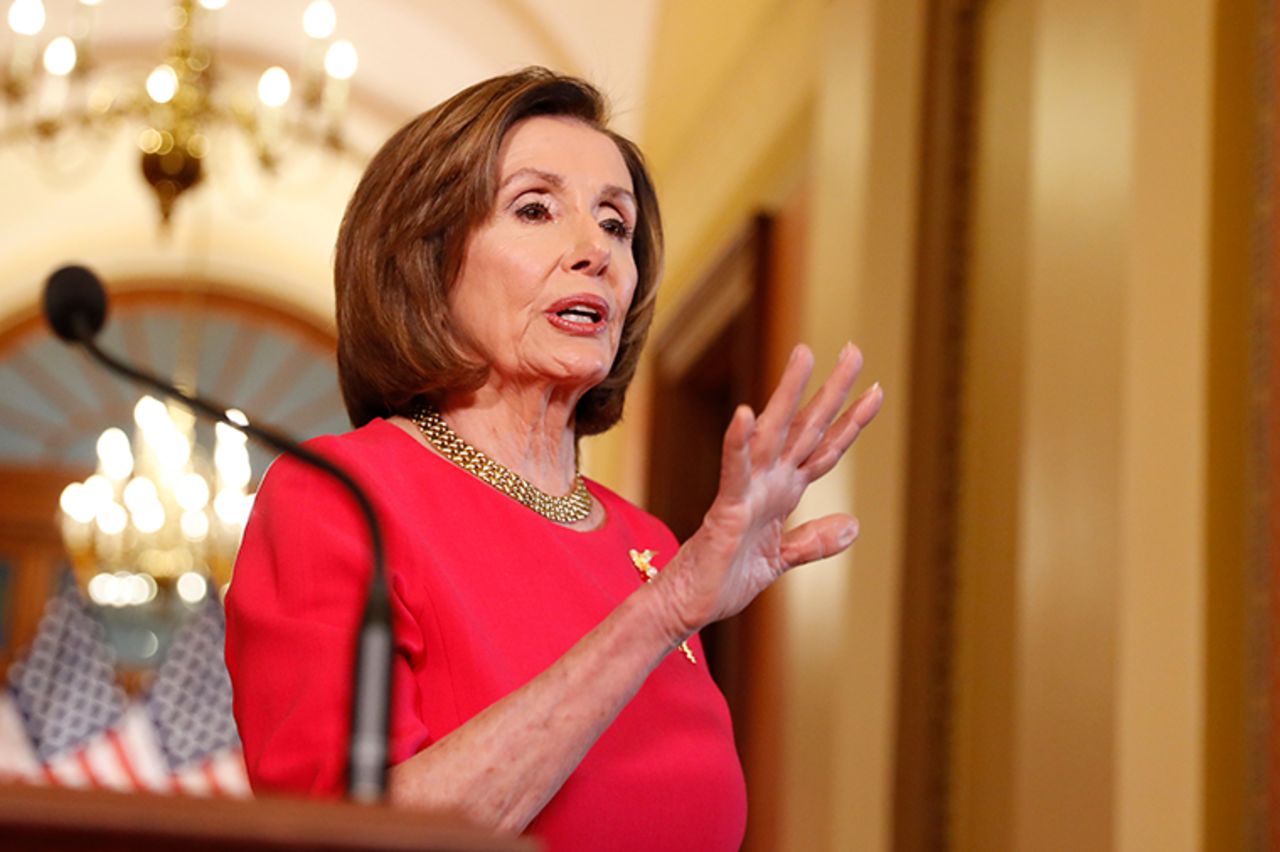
[501,167,637,212]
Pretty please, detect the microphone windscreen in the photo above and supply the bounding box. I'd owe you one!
[44,265,107,342]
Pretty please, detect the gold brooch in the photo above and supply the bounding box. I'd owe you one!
[629,549,696,665]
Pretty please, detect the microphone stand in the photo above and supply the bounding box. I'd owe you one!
[68,316,393,803]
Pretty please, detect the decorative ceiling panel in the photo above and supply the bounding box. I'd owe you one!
[0,291,348,484]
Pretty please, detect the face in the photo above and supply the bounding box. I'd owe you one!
[448,115,640,399]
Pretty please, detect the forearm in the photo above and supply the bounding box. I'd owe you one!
[387,578,688,833]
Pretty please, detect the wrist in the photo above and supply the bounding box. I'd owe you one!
[629,575,695,653]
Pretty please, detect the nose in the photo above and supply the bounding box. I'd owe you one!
[561,218,611,277]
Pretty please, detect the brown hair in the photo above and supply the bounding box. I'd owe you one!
[334,67,663,436]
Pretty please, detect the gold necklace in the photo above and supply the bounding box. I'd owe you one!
[409,404,594,524]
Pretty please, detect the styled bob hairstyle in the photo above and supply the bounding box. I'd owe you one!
[334,67,663,436]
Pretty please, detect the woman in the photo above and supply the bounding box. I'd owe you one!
[225,67,882,850]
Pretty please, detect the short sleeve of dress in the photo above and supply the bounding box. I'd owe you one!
[224,445,430,797]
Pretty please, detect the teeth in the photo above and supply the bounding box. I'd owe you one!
[557,307,602,323]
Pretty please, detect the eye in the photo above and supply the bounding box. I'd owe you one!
[600,216,634,241]
[515,200,552,222]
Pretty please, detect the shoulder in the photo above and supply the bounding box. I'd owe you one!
[257,419,407,493]
[248,419,424,538]
[280,417,407,467]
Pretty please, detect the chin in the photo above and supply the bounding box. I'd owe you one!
[559,366,612,391]
[547,355,613,390]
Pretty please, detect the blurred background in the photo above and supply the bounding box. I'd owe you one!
[0,0,1266,849]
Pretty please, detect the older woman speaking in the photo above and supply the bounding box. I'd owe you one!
[225,67,883,850]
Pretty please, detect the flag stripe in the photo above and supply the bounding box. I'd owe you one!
[208,750,251,798]
[44,752,88,787]
[115,706,171,792]
[106,730,146,790]
[202,760,225,797]
[83,736,131,791]
[175,764,211,796]
[75,749,105,789]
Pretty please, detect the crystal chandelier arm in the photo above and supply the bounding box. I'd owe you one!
[2,0,363,224]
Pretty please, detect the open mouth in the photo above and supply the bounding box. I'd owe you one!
[555,306,603,324]
[546,295,609,335]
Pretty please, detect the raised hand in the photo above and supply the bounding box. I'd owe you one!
[654,343,884,639]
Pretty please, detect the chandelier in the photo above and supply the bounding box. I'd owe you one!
[58,395,255,615]
[2,0,360,224]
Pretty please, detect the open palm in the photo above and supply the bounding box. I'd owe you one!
[658,343,884,637]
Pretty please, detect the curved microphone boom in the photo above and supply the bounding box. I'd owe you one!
[43,264,393,804]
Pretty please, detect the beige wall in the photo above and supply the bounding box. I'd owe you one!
[816,3,925,850]
[1117,0,1216,847]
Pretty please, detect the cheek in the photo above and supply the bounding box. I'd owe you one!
[450,284,518,355]
[611,274,640,346]
[492,240,552,303]
[617,272,640,321]
[454,249,545,337]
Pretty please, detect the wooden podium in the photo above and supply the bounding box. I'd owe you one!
[0,783,536,851]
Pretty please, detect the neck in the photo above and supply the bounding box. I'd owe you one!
[439,382,580,496]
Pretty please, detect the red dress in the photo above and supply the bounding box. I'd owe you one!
[224,418,747,850]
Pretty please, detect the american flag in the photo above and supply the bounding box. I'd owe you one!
[0,574,248,796]
[145,596,248,796]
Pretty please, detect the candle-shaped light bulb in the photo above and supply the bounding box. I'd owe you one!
[146,64,178,104]
[60,482,96,525]
[42,35,76,75]
[257,66,291,107]
[302,0,335,40]
[324,39,357,80]
[96,427,134,480]
[7,0,45,36]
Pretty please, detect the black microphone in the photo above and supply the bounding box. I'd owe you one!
[43,264,394,804]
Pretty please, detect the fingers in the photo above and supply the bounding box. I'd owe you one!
[782,343,863,463]
[752,345,815,464]
[779,515,860,568]
[717,404,756,501]
[800,382,884,479]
